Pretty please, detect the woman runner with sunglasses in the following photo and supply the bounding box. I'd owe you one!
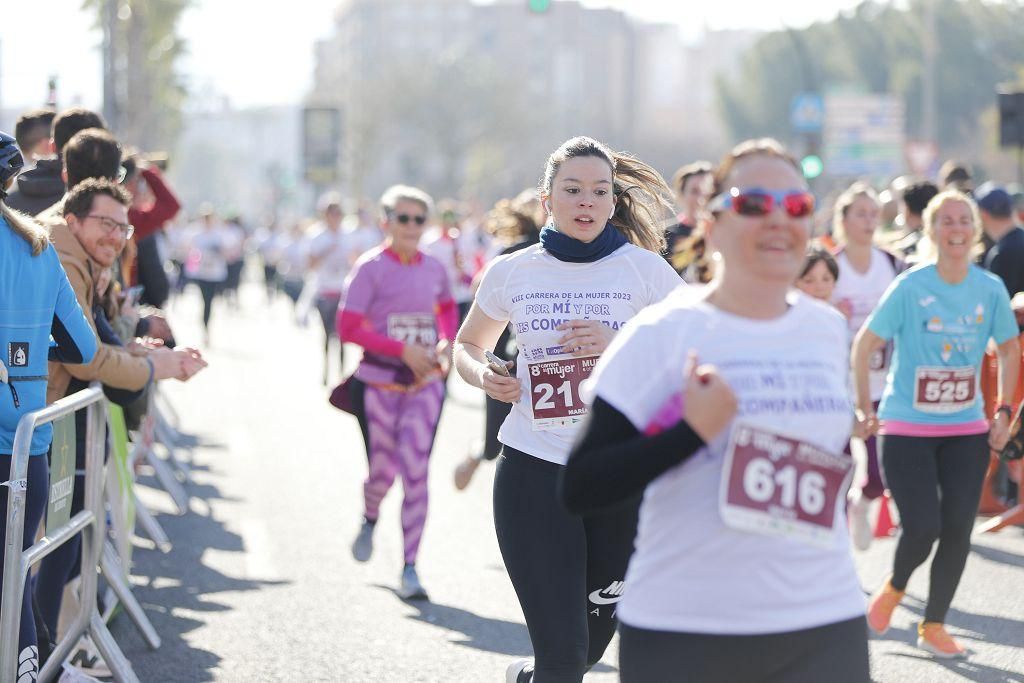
[340,185,458,601]
[854,190,1019,658]
[454,136,680,682]
[562,138,870,683]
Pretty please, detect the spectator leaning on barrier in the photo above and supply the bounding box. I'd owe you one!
[5,107,106,217]
[0,132,97,683]
[45,178,207,408]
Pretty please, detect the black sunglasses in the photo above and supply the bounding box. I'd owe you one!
[394,214,426,225]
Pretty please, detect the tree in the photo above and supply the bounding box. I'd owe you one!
[85,0,190,152]
[715,0,1024,161]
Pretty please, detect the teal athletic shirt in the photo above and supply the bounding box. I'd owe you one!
[866,263,1017,429]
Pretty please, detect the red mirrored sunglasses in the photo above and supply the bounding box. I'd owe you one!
[708,188,816,218]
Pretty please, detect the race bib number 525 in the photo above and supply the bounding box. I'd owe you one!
[528,357,597,430]
[719,423,852,548]
[913,366,976,414]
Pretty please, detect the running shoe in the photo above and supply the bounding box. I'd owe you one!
[351,519,375,563]
[505,658,534,683]
[67,636,112,678]
[866,577,905,634]
[848,491,873,551]
[917,622,968,659]
[453,454,481,491]
[397,564,428,601]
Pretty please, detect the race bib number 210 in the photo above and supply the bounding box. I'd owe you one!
[528,356,597,430]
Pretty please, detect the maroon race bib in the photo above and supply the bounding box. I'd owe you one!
[913,366,976,414]
[528,357,598,430]
[719,423,852,548]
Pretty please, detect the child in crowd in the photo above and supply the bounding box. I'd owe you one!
[795,246,839,302]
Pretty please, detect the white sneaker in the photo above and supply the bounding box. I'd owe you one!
[505,658,534,683]
[397,564,428,601]
[58,662,104,683]
[351,520,375,563]
[67,636,112,678]
[848,491,873,551]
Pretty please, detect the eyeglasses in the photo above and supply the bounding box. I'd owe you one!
[708,188,816,218]
[85,214,135,239]
[394,214,427,225]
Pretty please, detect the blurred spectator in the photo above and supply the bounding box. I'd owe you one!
[5,107,105,216]
[890,180,939,259]
[976,183,1024,312]
[35,127,122,227]
[666,161,712,274]
[939,159,973,194]
[13,108,55,171]
[307,193,367,383]
[421,201,475,321]
[123,152,182,308]
[185,205,231,345]
[278,221,310,306]
[222,215,247,307]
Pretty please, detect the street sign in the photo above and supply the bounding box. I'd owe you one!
[791,93,825,134]
[823,93,905,179]
[303,106,341,185]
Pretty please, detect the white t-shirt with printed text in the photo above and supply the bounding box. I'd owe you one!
[587,288,865,634]
[475,243,681,465]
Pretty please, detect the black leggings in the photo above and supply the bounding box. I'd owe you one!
[494,446,639,682]
[619,616,870,683]
[880,432,989,623]
[196,279,219,329]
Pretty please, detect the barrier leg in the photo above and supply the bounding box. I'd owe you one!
[100,542,160,650]
[154,420,192,484]
[88,612,139,683]
[144,444,189,515]
[133,497,172,552]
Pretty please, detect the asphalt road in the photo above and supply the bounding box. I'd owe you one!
[106,277,1024,682]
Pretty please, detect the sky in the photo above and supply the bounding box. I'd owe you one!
[1,0,865,113]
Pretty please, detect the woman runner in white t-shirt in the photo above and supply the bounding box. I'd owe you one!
[454,136,681,683]
[562,139,870,683]
[829,183,901,550]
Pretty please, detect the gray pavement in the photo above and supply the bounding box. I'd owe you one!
[108,277,1024,682]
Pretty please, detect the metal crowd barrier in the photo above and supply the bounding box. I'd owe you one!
[0,388,137,682]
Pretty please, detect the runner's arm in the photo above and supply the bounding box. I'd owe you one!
[852,327,886,416]
[560,397,704,515]
[454,301,509,388]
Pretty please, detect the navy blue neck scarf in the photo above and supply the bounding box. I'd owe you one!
[540,222,628,263]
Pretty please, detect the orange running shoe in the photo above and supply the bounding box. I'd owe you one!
[917,622,968,659]
[866,578,905,634]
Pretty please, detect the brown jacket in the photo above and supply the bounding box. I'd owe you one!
[45,219,152,404]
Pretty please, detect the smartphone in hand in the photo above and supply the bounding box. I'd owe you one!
[484,350,511,377]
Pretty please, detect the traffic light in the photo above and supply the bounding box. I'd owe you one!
[529,0,551,12]
[801,154,824,179]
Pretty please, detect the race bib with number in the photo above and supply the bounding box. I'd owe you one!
[719,423,853,548]
[913,366,976,414]
[387,313,437,346]
[528,356,598,430]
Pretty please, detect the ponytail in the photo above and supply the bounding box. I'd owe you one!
[2,203,49,256]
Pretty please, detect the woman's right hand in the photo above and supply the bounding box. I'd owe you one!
[482,362,522,403]
[682,352,737,443]
[854,407,879,439]
[401,344,439,379]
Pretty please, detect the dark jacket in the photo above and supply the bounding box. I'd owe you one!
[5,158,64,217]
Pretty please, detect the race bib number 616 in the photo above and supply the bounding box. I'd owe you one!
[719,423,852,548]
